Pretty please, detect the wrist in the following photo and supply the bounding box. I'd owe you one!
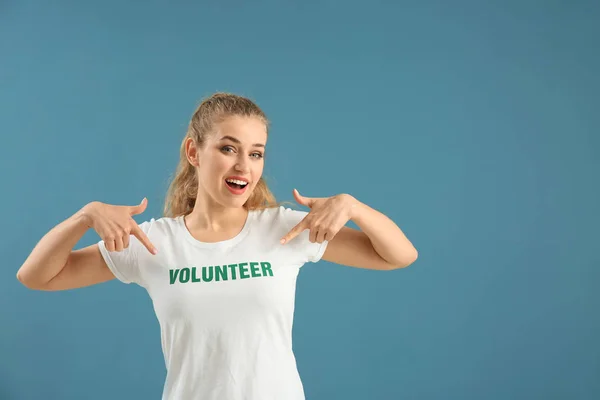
[343,194,361,220]
[77,202,98,228]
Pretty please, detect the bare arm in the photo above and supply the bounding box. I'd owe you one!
[17,198,155,291]
[16,205,114,290]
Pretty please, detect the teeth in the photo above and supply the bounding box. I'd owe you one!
[226,179,248,186]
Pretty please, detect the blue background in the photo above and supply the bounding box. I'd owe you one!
[2,1,599,399]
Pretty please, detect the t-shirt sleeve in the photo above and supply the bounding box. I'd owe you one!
[97,219,155,286]
[279,206,328,264]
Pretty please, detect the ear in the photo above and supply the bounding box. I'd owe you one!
[186,138,200,167]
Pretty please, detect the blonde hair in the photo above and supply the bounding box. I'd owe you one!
[163,92,283,218]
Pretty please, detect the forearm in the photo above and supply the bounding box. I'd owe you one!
[348,197,418,268]
[17,206,92,288]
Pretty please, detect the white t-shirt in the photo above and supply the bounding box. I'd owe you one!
[97,205,328,400]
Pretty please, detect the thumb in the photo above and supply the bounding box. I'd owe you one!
[293,188,313,208]
[130,197,148,215]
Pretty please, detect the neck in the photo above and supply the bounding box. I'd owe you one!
[185,198,248,233]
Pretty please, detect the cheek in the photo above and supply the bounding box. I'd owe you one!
[205,154,230,174]
[253,162,264,180]
[213,157,232,173]
[199,155,228,185]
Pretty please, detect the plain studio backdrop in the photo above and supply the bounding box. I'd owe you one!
[1,1,599,399]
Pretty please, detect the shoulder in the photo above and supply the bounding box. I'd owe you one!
[251,205,308,227]
[134,215,180,238]
[250,206,326,264]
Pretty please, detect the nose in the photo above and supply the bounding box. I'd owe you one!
[234,156,249,172]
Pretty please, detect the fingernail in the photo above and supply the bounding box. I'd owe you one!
[153,248,158,254]
[280,238,286,244]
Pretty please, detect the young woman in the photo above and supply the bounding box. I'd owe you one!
[17,92,418,400]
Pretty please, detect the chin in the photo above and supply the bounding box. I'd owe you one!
[220,183,253,207]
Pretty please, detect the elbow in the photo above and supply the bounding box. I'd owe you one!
[16,269,26,286]
[409,249,419,265]
[387,249,419,270]
[16,269,43,290]
[401,249,419,268]
[16,270,32,289]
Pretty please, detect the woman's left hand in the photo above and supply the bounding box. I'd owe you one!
[280,189,358,245]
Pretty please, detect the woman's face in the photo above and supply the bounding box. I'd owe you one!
[194,115,267,209]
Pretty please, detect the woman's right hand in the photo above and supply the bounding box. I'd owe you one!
[81,198,158,255]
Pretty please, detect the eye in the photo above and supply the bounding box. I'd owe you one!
[221,146,263,159]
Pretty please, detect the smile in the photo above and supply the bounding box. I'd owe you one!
[225,177,249,195]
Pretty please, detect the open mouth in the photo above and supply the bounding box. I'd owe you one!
[225,178,249,193]
[226,181,246,189]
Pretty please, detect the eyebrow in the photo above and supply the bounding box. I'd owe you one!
[218,135,265,148]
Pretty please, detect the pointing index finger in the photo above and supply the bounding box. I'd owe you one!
[280,219,308,244]
[131,224,158,255]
